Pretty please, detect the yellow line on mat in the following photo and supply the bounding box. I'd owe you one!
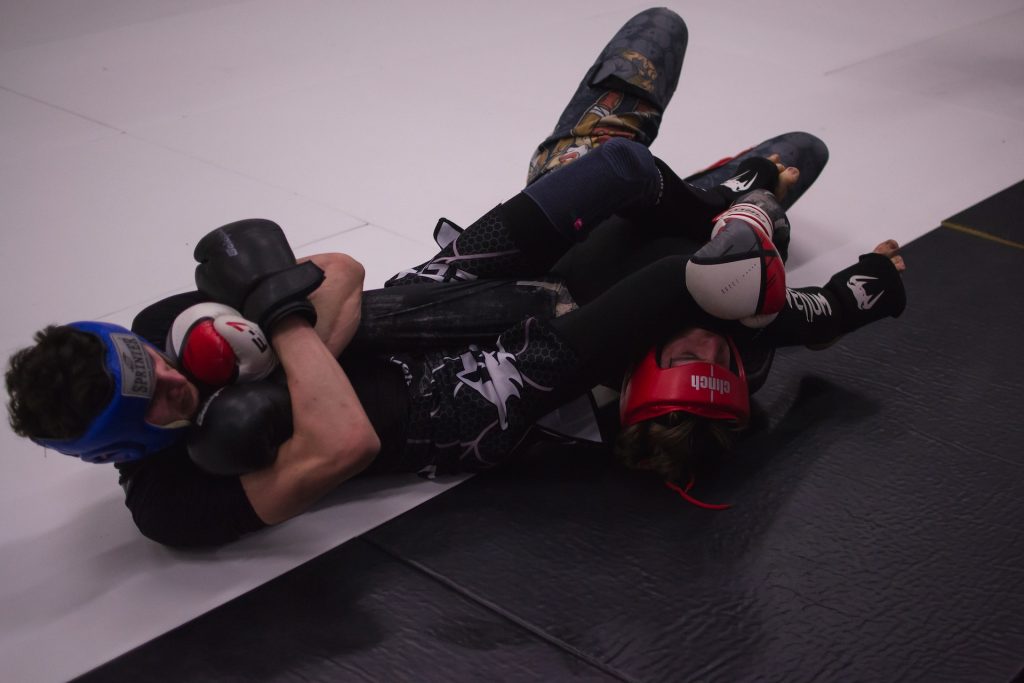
[941,221,1024,251]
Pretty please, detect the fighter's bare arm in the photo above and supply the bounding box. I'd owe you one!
[301,252,366,357]
[241,255,380,525]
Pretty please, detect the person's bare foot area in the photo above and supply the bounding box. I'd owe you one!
[767,153,800,201]
[873,238,906,272]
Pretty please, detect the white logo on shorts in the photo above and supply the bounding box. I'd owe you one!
[455,346,524,430]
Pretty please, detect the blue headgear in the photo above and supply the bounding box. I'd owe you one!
[31,322,187,464]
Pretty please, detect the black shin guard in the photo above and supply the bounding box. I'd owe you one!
[387,199,569,286]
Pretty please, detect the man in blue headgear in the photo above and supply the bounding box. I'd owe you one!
[23,322,192,464]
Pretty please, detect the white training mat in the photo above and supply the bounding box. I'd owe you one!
[2,1,1023,681]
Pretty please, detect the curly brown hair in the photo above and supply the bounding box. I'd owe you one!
[614,410,740,482]
[6,326,113,440]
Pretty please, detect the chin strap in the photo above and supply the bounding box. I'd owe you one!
[664,476,733,511]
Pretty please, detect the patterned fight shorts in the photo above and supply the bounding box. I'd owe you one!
[390,316,584,476]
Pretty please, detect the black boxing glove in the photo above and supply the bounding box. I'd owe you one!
[194,219,294,308]
[194,219,325,333]
[241,262,325,333]
[187,381,293,476]
[823,252,907,332]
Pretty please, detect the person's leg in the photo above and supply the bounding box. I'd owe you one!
[528,8,688,185]
[387,137,665,286]
[403,316,583,473]
[389,8,693,290]
[683,131,829,213]
[550,132,828,304]
[388,7,826,301]
[387,8,689,288]
[550,217,703,306]
[398,252,715,473]
[385,129,817,299]
[522,10,828,303]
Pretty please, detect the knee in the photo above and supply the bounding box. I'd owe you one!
[597,137,658,186]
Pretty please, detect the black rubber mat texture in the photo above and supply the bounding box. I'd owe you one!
[75,539,622,682]
[944,179,1024,243]
[80,199,1024,682]
[366,227,1024,683]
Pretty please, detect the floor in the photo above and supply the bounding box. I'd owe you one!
[1,1,1022,681]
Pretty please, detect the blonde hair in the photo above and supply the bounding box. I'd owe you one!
[614,411,740,481]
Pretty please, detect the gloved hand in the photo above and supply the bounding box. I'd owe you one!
[686,201,786,328]
[719,188,791,262]
[194,218,325,334]
[187,380,293,476]
[165,302,277,389]
[825,252,907,327]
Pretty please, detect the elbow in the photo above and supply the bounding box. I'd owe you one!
[347,424,381,474]
[315,252,365,293]
[304,422,381,480]
[130,508,240,549]
[337,253,366,292]
[365,427,382,460]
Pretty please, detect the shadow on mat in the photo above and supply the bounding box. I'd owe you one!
[735,373,880,478]
[426,373,885,517]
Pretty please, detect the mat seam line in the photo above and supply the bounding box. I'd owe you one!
[940,221,1024,250]
[361,537,639,683]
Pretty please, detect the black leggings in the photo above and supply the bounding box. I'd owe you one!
[386,250,710,476]
[375,8,735,474]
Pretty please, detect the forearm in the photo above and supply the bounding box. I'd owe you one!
[302,253,366,357]
[756,252,907,348]
[241,318,380,524]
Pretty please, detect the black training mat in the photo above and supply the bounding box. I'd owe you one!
[77,538,621,682]
[80,190,1024,683]
[944,179,1024,245]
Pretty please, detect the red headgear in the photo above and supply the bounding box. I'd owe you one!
[620,337,750,426]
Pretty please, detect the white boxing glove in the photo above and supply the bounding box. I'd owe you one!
[166,302,278,388]
[685,204,786,328]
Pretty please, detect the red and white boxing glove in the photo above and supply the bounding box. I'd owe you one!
[709,200,776,242]
[166,302,278,388]
[685,201,786,328]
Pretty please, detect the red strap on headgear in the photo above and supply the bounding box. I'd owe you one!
[665,478,733,510]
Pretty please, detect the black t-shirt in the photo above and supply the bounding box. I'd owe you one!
[115,291,264,547]
[116,291,410,548]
